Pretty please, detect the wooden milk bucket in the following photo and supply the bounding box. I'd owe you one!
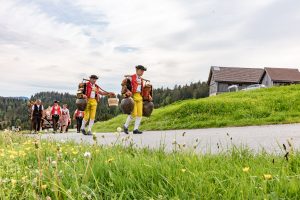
[108,96,119,107]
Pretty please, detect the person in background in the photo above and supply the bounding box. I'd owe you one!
[73,109,84,133]
[60,104,71,133]
[51,100,61,133]
[66,118,71,132]
[31,99,44,133]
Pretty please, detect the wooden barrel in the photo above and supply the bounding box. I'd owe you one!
[120,97,134,115]
[108,97,119,107]
[76,98,87,111]
[143,101,154,117]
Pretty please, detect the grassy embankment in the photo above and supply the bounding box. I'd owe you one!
[94,85,300,132]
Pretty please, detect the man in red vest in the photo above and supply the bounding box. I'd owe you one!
[123,65,151,134]
[81,75,115,135]
[73,109,84,133]
[51,100,61,133]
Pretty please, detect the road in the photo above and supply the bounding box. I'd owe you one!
[33,123,300,154]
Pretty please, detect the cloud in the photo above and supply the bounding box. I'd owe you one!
[0,0,300,97]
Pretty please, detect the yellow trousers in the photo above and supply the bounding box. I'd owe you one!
[84,99,98,121]
[132,93,143,117]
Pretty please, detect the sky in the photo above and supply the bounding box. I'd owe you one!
[1,0,300,97]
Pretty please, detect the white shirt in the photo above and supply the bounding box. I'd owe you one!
[32,105,44,110]
[90,84,96,99]
[136,76,142,93]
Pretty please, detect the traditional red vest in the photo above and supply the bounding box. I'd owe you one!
[75,110,84,118]
[131,74,143,93]
[51,105,61,115]
[85,81,100,98]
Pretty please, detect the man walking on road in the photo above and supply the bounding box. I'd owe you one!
[80,75,115,135]
[31,99,44,133]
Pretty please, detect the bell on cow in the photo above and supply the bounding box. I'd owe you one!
[76,98,87,111]
[143,101,154,117]
[120,97,134,115]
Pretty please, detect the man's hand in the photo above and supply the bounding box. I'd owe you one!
[149,96,153,102]
[82,95,87,99]
[109,92,116,97]
[125,91,132,97]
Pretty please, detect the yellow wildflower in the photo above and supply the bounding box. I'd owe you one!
[41,184,47,189]
[263,174,272,180]
[11,179,17,185]
[243,167,250,172]
[106,158,114,163]
[181,168,187,173]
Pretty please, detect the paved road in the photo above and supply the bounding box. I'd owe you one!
[33,123,300,154]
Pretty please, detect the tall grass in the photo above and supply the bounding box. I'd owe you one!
[1,132,300,199]
[94,85,300,132]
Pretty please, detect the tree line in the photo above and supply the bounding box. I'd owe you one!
[0,81,208,130]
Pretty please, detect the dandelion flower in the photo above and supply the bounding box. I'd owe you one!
[181,168,187,173]
[243,167,250,172]
[11,179,17,185]
[41,184,47,189]
[84,152,91,158]
[106,158,114,163]
[263,174,272,180]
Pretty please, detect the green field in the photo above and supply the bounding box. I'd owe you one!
[93,85,300,132]
[1,132,300,199]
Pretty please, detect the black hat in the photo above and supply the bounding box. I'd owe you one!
[90,75,99,79]
[135,65,147,71]
[54,100,59,103]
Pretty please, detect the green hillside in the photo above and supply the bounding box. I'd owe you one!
[93,85,300,132]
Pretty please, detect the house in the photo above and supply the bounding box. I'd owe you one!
[208,66,264,96]
[261,67,300,87]
[208,66,300,96]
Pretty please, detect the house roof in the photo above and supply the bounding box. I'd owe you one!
[264,68,300,82]
[208,66,264,84]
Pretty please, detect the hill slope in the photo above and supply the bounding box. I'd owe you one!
[93,85,300,132]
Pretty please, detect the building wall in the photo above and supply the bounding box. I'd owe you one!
[261,73,273,87]
[209,76,218,96]
[217,82,254,93]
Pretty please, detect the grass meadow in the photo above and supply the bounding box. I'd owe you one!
[0,131,300,199]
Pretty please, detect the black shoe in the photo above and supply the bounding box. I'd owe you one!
[77,131,80,133]
[81,129,87,135]
[133,129,143,134]
[87,131,92,135]
[123,125,129,134]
